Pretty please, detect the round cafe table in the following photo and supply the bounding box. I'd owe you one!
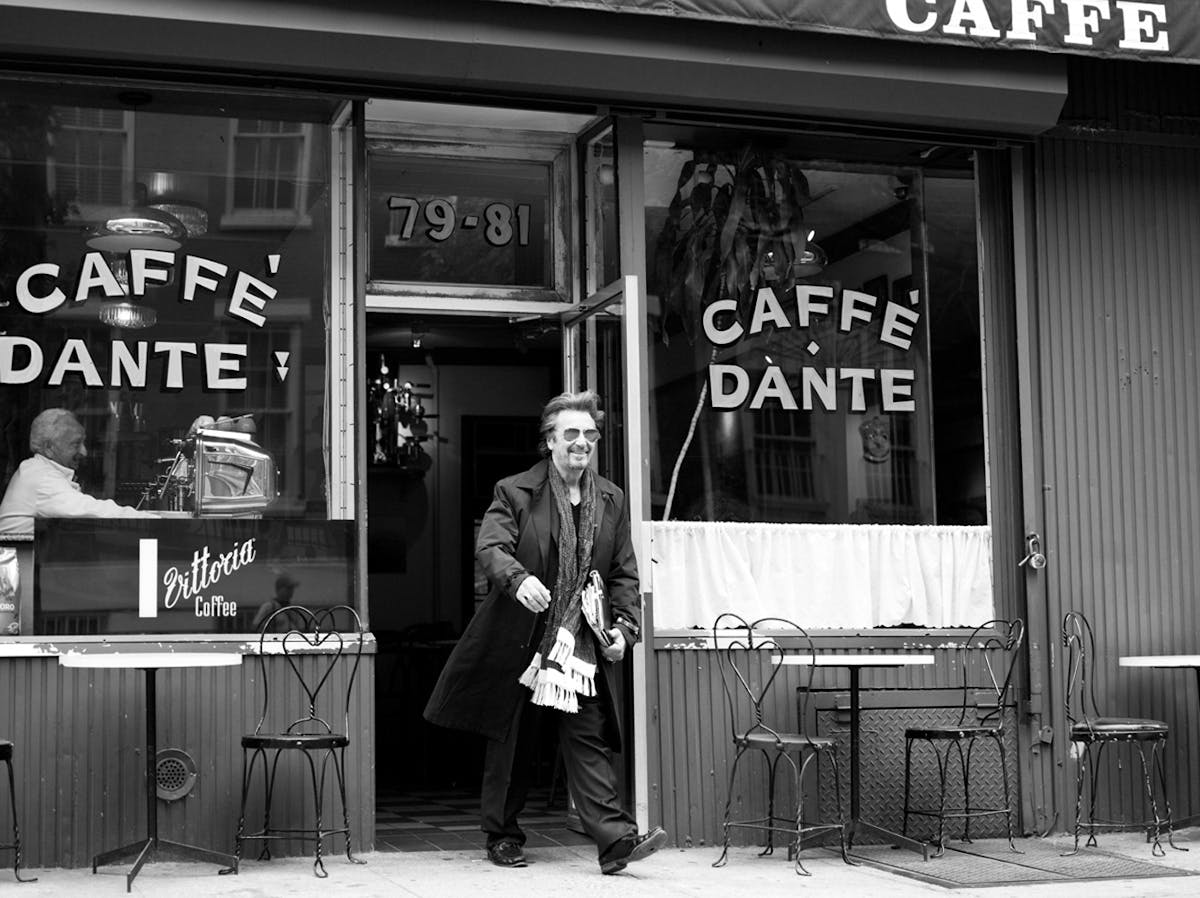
[58,651,243,892]
[776,652,936,859]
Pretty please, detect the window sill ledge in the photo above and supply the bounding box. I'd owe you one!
[0,633,377,656]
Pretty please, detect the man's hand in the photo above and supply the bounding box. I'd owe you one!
[600,627,626,662]
[515,575,551,612]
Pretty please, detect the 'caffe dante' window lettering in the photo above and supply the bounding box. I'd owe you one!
[645,145,982,527]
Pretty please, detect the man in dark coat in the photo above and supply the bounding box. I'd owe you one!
[424,390,666,874]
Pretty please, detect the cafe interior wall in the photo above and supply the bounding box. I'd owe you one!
[367,363,555,636]
[367,352,556,791]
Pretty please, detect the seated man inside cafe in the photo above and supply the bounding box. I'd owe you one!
[0,408,158,534]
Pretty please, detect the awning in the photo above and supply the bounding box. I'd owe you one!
[484,0,1200,64]
[0,0,1066,134]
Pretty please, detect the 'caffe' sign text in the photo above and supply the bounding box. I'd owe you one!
[886,0,1169,53]
[506,0,1200,63]
[2,251,287,391]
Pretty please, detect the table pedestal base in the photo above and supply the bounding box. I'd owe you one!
[94,835,237,890]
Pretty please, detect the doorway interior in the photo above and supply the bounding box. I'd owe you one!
[367,311,565,805]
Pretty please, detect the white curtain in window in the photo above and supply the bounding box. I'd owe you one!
[650,522,993,630]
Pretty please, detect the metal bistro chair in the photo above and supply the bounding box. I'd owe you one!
[0,740,34,883]
[225,604,367,877]
[711,613,848,875]
[901,618,1025,857]
[1061,610,1182,856]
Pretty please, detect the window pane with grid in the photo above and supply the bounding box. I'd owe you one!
[53,106,127,206]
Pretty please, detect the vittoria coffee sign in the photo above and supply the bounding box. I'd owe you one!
[34,519,354,634]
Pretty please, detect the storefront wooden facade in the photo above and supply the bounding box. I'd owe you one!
[4,0,1200,869]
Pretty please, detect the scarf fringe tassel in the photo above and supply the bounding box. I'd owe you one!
[518,631,598,712]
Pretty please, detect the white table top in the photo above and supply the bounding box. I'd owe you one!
[1119,655,1200,668]
[775,653,935,667]
[58,652,243,670]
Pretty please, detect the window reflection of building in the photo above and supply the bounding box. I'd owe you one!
[224,119,314,229]
[752,408,817,507]
[51,107,132,210]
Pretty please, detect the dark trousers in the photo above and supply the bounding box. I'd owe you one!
[481,694,635,857]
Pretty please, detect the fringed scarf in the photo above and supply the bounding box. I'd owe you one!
[517,464,598,712]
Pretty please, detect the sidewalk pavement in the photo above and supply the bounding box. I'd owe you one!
[7,828,1200,897]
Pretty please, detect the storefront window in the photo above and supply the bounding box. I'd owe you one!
[0,82,352,636]
[644,134,991,628]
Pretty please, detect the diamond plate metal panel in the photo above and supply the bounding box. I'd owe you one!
[816,701,1020,842]
[851,837,1195,888]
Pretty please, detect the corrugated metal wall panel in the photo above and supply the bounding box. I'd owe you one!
[0,654,374,869]
[1037,132,1200,830]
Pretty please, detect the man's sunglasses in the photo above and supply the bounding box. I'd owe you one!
[559,427,601,444]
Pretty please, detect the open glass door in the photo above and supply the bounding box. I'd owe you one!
[561,119,652,829]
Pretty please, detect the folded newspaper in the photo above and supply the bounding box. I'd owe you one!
[580,569,613,647]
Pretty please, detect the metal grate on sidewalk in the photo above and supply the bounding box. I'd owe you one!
[846,837,1196,888]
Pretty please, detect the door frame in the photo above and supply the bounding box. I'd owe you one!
[362,111,654,830]
[1010,145,1058,835]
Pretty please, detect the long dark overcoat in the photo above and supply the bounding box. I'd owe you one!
[423,459,641,749]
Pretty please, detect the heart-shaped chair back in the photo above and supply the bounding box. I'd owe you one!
[712,612,817,745]
[956,617,1025,729]
[252,604,365,737]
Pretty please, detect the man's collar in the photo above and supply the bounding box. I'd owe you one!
[37,454,77,479]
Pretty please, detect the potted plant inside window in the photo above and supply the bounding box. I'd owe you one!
[652,145,824,344]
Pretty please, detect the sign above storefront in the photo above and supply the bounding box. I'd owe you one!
[487,0,1200,63]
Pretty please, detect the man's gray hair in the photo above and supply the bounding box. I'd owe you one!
[29,408,82,455]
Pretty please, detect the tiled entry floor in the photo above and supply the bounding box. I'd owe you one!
[375,787,592,853]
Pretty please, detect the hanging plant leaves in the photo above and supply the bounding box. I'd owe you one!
[652,145,815,344]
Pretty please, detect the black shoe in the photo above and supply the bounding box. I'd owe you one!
[599,827,667,875]
[487,840,527,868]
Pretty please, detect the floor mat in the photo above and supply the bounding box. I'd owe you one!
[847,838,1197,888]
[375,786,591,853]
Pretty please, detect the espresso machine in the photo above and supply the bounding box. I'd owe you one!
[144,416,278,517]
